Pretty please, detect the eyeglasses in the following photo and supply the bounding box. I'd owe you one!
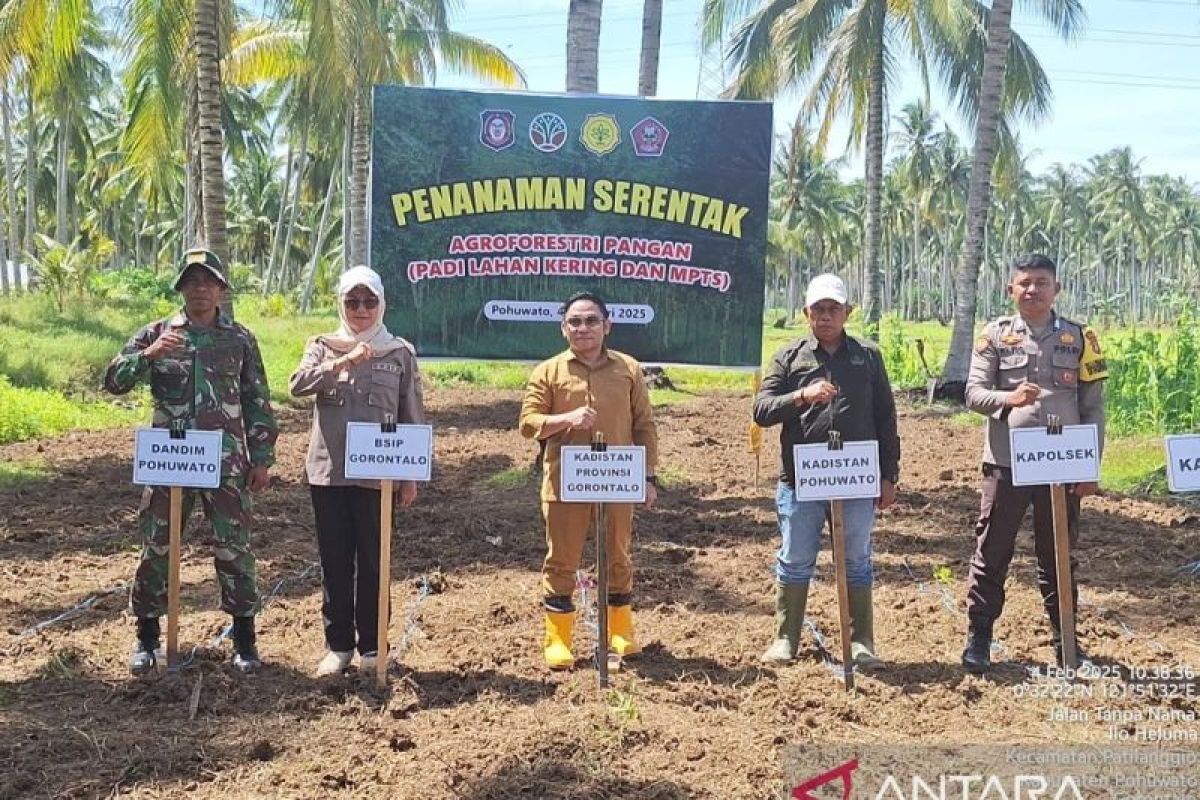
[344,296,380,310]
[564,315,604,329]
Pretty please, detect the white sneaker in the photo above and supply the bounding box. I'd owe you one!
[316,650,353,677]
[358,651,378,672]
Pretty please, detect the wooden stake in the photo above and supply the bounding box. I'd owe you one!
[830,499,854,691]
[377,480,394,687]
[1050,484,1077,670]
[596,500,609,688]
[167,485,183,668]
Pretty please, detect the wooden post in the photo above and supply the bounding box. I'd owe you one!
[596,500,609,687]
[592,431,609,688]
[166,485,183,668]
[829,498,855,691]
[1050,483,1077,670]
[377,479,394,687]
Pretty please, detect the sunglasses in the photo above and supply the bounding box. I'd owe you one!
[564,315,604,329]
[344,296,380,310]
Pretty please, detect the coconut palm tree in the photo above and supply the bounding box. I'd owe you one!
[703,0,1065,334]
[567,0,603,92]
[942,0,1084,382]
[638,0,663,96]
[893,99,938,317]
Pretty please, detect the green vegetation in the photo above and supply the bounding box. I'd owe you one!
[1104,322,1200,437]
[0,292,333,444]
[1097,436,1167,495]
[0,459,53,489]
[484,465,534,489]
[2,291,1197,498]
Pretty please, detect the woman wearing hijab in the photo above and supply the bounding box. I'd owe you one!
[289,266,425,676]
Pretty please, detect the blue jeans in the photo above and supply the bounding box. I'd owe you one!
[775,482,876,587]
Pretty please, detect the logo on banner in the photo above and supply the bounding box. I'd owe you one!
[630,116,669,157]
[479,109,516,152]
[580,113,621,155]
[529,112,568,153]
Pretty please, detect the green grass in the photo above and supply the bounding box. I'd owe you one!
[0,459,53,488]
[655,465,691,489]
[1100,435,1167,494]
[484,465,534,489]
[423,361,530,389]
[0,376,143,444]
[0,291,1195,503]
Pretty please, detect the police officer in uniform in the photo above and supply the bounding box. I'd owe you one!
[961,254,1107,674]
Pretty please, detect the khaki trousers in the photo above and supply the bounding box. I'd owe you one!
[541,500,634,600]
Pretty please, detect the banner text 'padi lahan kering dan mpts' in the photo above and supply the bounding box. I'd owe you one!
[369,86,772,367]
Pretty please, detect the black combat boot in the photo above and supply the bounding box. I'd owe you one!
[961,619,993,675]
[129,617,163,675]
[231,616,262,673]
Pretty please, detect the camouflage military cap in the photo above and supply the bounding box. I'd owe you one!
[173,248,230,291]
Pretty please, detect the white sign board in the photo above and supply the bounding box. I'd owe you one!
[1164,435,1200,493]
[133,428,223,488]
[560,446,646,503]
[792,441,881,501]
[344,423,433,481]
[1009,424,1101,486]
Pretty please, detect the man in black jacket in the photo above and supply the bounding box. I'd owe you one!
[753,274,900,667]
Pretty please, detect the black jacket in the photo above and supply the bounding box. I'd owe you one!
[753,334,901,486]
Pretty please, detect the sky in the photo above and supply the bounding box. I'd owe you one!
[435,0,1200,182]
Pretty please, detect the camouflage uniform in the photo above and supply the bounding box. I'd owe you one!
[104,309,278,618]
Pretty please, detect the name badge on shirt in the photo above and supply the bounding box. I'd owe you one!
[372,362,401,374]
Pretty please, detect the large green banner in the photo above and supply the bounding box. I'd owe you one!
[370,86,772,367]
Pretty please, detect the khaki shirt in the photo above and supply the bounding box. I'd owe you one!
[289,337,425,489]
[519,348,658,502]
[965,312,1106,468]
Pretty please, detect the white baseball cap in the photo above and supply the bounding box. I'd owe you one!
[805,273,849,308]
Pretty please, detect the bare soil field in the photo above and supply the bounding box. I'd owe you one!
[2,389,1198,798]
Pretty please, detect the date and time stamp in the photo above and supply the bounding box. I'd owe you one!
[1012,662,1198,743]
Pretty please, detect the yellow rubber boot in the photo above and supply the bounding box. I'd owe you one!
[543,611,575,670]
[608,605,641,657]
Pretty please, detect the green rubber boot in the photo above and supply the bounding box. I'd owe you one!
[848,586,883,669]
[760,583,809,663]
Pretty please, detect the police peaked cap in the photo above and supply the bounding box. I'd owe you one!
[173,248,230,290]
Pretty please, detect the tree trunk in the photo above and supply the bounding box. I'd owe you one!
[566,0,603,93]
[860,5,886,331]
[55,96,70,243]
[23,80,35,258]
[0,168,7,293]
[300,161,340,313]
[194,0,231,270]
[942,0,1013,384]
[277,120,311,294]
[637,0,662,96]
[348,86,372,269]
[786,252,800,322]
[2,81,18,264]
[264,139,294,287]
[340,105,353,273]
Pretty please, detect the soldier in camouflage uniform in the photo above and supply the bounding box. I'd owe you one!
[104,248,279,674]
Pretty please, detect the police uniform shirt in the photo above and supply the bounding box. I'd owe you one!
[965,312,1107,468]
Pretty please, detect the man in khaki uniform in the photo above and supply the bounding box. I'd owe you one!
[519,291,658,669]
[962,254,1107,674]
